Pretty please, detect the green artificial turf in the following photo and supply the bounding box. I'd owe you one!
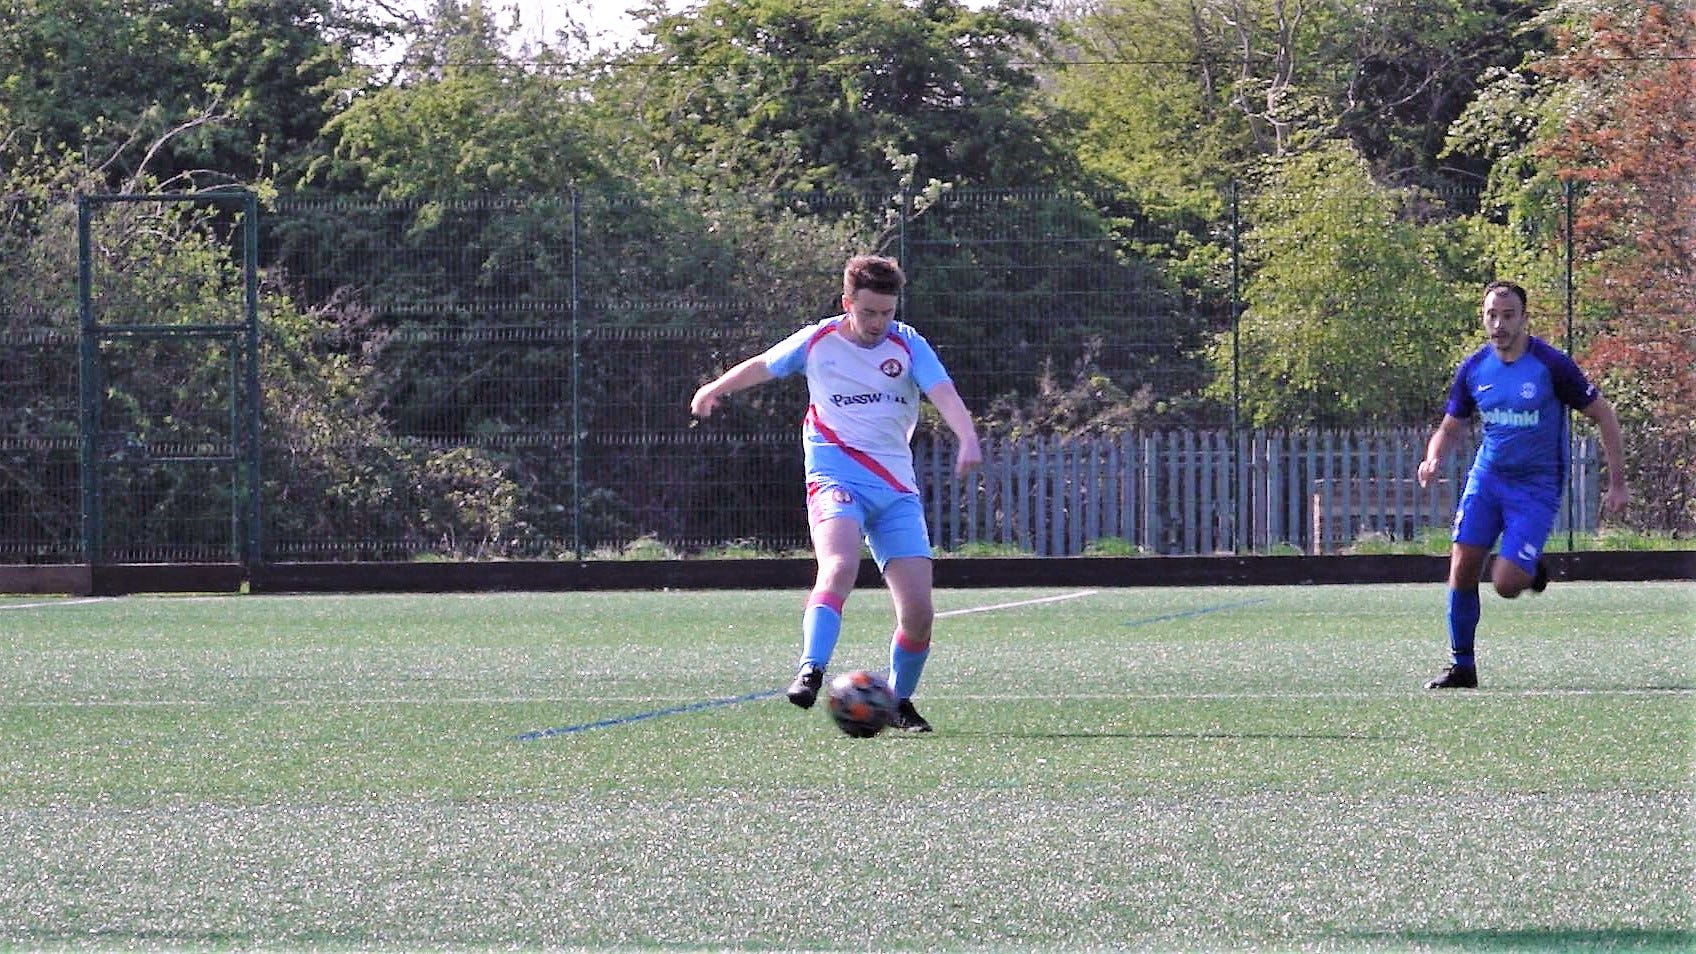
[0,583,1690,951]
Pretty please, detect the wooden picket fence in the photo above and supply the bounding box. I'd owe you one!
[915,428,1602,556]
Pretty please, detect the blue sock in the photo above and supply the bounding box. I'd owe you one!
[801,591,844,669]
[1447,587,1480,667]
[890,630,930,700]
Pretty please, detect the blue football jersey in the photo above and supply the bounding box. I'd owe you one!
[1443,336,1599,486]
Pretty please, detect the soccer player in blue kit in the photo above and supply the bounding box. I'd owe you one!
[689,255,983,730]
[1417,281,1628,688]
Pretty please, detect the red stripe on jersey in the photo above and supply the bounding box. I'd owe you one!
[806,405,915,493]
[804,320,841,353]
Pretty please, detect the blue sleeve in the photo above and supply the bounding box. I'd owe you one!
[1529,338,1600,411]
[761,321,827,379]
[1443,349,1485,419]
[903,327,951,393]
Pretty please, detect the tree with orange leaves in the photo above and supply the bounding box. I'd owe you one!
[1536,2,1696,534]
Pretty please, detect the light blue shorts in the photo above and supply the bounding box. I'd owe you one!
[1453,469,1560,574]
[806,478,932,569]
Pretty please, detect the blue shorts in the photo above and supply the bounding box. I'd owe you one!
[1452,470,1560,574]
[806,478,932,569]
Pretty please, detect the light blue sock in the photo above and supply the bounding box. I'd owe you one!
[801,591,844,669]
[1447,587,1480,667]
[890,630,930,700]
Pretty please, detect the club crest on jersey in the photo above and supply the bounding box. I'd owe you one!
[1520,382,1536,399]
[880,358,903,378]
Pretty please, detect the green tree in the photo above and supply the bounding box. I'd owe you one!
[1051,0,1254,220]
[258,284,524,560]
[1212,141,1480,427]
[1444,0,1693,533]
[1315,0,1545,185]
[1057,2,1551,430]
[1056,0,1542,202]
[0,137,520,560]
[0,0,363,189]
[614,0,1078,194]
[314,1,610,197]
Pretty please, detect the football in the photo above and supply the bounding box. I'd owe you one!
[825,669,898,738]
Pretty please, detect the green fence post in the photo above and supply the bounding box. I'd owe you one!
[76,195,100,564]
[244,190,262,566]
[1230,180,1243,553]
[570,186,583,561]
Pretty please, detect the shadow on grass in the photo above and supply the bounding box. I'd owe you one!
[943,730,1398,741]
[1362,928,1694,951]
[1512,684,1696,695]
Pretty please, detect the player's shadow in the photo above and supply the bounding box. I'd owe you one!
[948,730,1397,741]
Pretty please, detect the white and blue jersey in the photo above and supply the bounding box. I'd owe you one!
[1444,336,1599,491]
[760,315,951,493]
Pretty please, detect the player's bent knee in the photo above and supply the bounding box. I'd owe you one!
[894,604,934,636]
[815,559,857,589]
[1492,565,1531,599]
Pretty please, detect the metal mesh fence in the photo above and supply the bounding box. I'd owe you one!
[251,187,1228,559]
[0,181,1656,563]
[0,330,80,562]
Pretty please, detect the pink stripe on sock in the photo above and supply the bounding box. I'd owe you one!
[894,629,930,652]
[807,591,845,613]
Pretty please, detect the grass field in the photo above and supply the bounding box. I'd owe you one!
[0,582,1691,952]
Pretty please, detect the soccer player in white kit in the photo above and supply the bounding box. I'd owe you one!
[689,255,983,731]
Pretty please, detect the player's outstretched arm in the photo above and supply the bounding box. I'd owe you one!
[691,357,775,419]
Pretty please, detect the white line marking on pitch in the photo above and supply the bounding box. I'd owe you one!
[12,687,1689,709]
[0,598,107,611]
[937,590,1099,619]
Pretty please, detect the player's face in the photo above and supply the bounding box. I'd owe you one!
[1482,287,1528,358]
[840,288,899,346]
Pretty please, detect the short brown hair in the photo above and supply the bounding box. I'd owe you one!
[1484,280,1528,311]
[844,254,905,297]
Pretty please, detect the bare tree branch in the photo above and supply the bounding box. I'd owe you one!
[124,100,234,193]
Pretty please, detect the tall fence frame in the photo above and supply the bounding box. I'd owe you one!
[0,184,1626,565]
[76,191,262,564]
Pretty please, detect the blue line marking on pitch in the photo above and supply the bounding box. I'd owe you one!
[514,668,900,742]
[513,687,784,741]
[1124,597,1270,628]
[516,599,1269,741]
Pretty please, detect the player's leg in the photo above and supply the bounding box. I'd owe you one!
[787,485,867,709]
[1492,489,1560,600]
[882,556,935,690]
[880,556,936,732]
[866,492,936,731]
[1428,476,1501,689]
[1430,541,1489,687]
